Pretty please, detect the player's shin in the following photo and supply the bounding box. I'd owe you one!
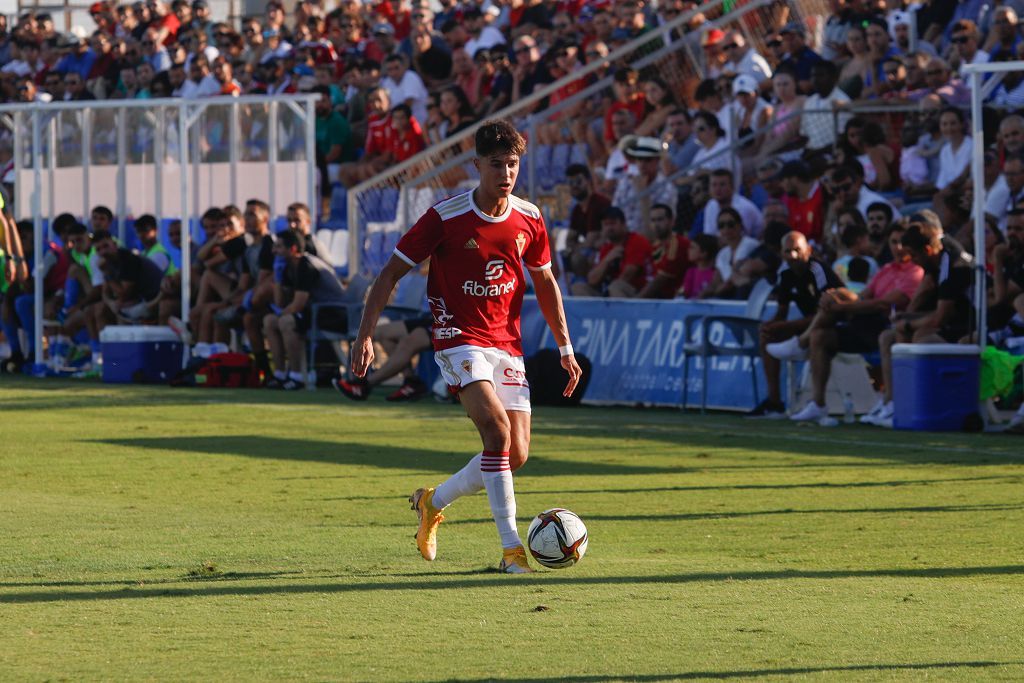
[480,450,521,548]
[432,453,484,509]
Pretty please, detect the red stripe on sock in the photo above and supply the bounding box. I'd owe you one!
[482,450,510,457]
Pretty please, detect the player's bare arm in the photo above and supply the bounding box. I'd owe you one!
[351,254,413,377]
[530,266,583,397]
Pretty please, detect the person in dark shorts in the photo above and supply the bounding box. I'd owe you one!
[333,314,433,401]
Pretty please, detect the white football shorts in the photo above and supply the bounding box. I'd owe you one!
[434,345,531,413]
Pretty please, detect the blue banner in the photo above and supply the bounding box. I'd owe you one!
[521,297,780,410]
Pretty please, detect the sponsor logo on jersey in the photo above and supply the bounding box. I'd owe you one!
[464,238,479,249]
[501,366,528,388]
[465,259,515,296]
[427,296,463,339]
[483,259,505,280]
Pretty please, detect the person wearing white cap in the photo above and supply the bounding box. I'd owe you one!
[612,136,678,236]
[730,74,772,149]
[721,31,772,85]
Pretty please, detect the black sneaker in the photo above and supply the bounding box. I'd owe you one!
[386,378,428,402]
[333,377,370,400]
[265,376,285,389]
[746,398,787,419]
[280,378,305,391]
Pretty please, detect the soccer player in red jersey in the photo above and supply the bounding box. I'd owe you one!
[349,120,583,573]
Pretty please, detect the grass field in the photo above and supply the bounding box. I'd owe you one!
[2,376,1024,681]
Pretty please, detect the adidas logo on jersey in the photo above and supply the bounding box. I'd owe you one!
[464,238,479,249]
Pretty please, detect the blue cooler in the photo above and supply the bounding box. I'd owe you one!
[892,343,980,431]
[100,326,184,384]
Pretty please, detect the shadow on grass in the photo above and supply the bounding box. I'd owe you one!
[2,564,1024,604]
[89,436,699,477]
[320,474,1020,501]
[428,660,1017,681]
[0,570,307,589]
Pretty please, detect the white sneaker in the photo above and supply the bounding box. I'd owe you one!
[859,397,886,425]
[766,336,808,361]
[168,316,192,345]
[1010,404,1024,428]
[791,401,828,422]
[871,401,895,428]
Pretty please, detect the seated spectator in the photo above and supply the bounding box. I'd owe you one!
[732,75,773,154]
[638,203,690,299]
[832,220,880,287]
[661,108,700,176]
[990,209,1024,344]
[90,229,165,337]
[338,86,392,187]
[799,60,850,157]
[838,118,896,191]
[332,315,432,400]
[779,160,824,242]
[286,201,333,265]
[750,231,843,417]
[681,234,719,299]
[600,107,640,195]
[790,222,923,423]
[598,67,646,165]
[438,84,475,138]
[613,135,677,235]
[678,110,733,186]
[133,214,175,275]
[571,206,652,298]
[700,207,759,299]
[934,107,972,192]
[564,163,612,282]
[727,221,788,296]
[381,53,429,123]
[721,30,772,86]
[845,256,871,294]
[827,161,900,239]
[264,228,347,390]
[868,223,974,427]
[635,76,680,137]
[949,19,988,74]
[778,21,823,93]
[701,168,764,237]
[312,83,352,216]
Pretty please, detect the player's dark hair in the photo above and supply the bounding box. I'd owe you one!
[717,206,743,228]
[475,119,526,158]
[866,201,894,223]
[848,256,870,283]
[52,213,77,236]
[602,205,626,223]
[223,204,243,222]
[277,228,306,252]
[710,168,734,182]
[899,224,936,252]
[135,214,158,231]
[67,222,89,237]
[202,207,226,224]
[247,198,271,216]
[91,205,114,220]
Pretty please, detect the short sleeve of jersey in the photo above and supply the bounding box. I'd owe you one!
[394,208,444,266]
[221,235,247,259]
[258,235,275,271]
[294,257,318,293]
[523,222,552,271]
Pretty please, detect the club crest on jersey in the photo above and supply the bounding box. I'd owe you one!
[464,238,479,249]
[515,232,527,256]
[461,360,473,375]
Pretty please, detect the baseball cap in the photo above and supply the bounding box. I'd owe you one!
[732,73,758,95]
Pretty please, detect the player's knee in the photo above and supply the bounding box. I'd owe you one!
[509,445,529,471]
[478,416,511,452]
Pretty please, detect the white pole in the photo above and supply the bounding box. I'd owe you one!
[269,102,278,215]
[970,71,987,346]
[155,107,164,232]
[82,108,91,221]
[32,109,44,371]
[179,104,191,327]
[229,102,239,207]
[305,100,316,224]
[117,107,127,244]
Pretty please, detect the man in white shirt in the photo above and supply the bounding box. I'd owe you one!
[951,19,989,74]
[612,136,678,235]
[381,53,430,124]
[721,31,772,85]
[462,6,504,59]
[702,168,764,237]
[799,61,850,154]
[829,162,900,236]
[985,154,1024,231]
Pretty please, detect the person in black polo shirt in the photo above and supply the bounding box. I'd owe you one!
[868,223,975,428]
[748,231,843,418]
[263,229,347,390]
[89,229,165,339]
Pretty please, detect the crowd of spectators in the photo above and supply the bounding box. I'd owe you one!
[2,0,1024,428]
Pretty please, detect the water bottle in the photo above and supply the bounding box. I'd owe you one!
[843,393,855,424]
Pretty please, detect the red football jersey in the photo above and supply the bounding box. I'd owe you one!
[394,190,552,354]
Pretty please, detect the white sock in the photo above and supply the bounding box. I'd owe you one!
[1011,313,1024,327]
[274,370,287,380]
[288,370,304,382]
[194,342,211,358]
[480,450,521,549]
[433,453,484,509]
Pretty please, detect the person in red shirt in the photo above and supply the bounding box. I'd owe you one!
[388,104,426,162]
[338,86,391,187]
[603,67,646,146]
[347,120,582,574]
[779,160,824,242]
[640,203,690,298]
[572,205,653,297]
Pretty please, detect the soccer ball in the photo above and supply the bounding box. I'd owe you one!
[527,508,588,569]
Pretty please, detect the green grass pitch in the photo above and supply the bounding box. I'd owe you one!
[2,376,1024,681]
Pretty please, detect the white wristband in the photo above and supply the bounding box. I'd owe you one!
[559,344,574,357]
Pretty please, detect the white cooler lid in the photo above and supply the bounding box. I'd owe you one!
[892,343,981,357]
[100,325,181,343]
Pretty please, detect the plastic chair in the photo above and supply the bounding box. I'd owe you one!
[307,273,372,374]
[681,278,774,413]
